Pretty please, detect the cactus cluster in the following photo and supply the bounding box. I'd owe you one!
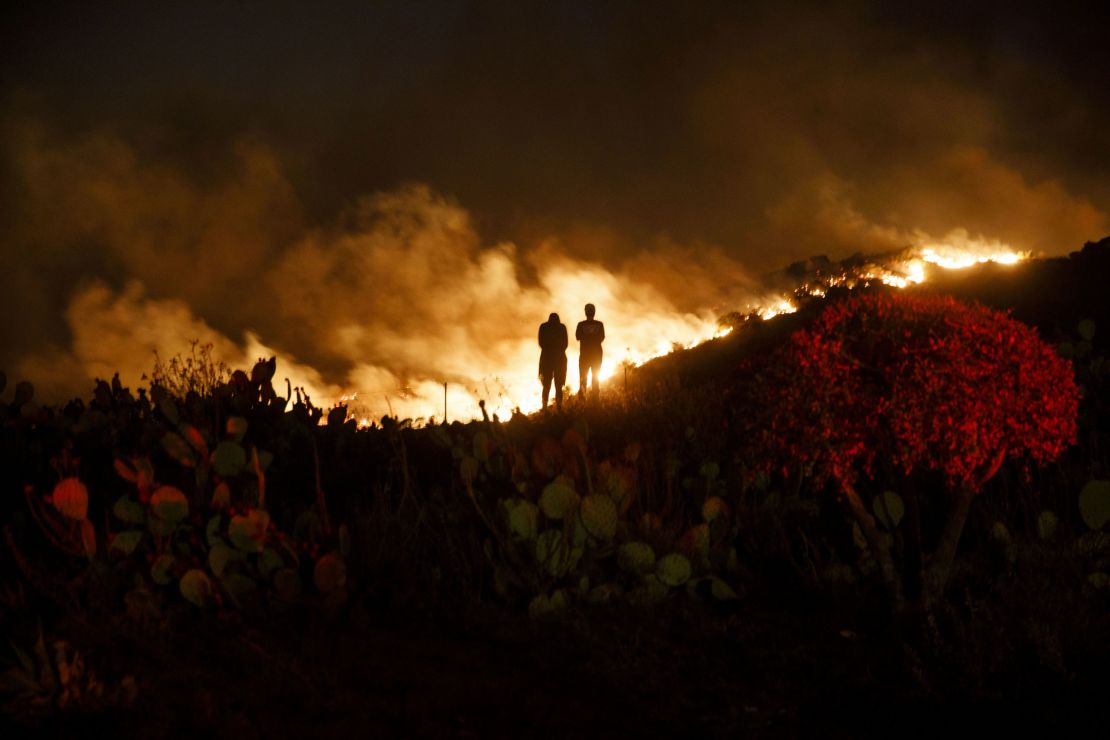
[7,360,351,619]
[443,420,742,616]
[100,402,345,612]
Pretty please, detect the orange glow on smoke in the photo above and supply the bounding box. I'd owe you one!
[332,237,1027,426]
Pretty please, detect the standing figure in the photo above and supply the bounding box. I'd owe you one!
[576,303,605,400]
[538,312,568,409]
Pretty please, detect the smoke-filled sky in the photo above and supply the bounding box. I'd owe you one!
[3,1,1110,418]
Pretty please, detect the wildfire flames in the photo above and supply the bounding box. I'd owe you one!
[335,236,1026,426]
[0,128,1068,430]
[13,196,1027,428]
[771,236,1027,314]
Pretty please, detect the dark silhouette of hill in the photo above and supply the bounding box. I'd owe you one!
[920,236,1110,341]
[631,236,1110,393]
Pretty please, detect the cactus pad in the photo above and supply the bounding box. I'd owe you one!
[580,494,617,539]
[151,486,189,525]
[226,416,249,441]
[1079,480,1110,530]
[503,498,539,540]
[211,441,247,477]
[161,432,195,467]
[656,553,692,587]
[872,491,904,530]
[110,530,143,555]
[535,529,578,578]
[540,480,579,520]
[112,496,145,524]
[180,569,214,607]
[313,553,347,593]
[702,496,730,523]
[229,509,270,552]
[528,589,569,617]
[51,478,89,520]
[618,542,656,575]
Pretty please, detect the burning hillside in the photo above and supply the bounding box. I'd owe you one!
[0,124,1075,428]
[4,122,1102,428]
[246,232,1031,425]
[240,233,1033,425]
[6,189,1034,428]
[735,233,1027,322]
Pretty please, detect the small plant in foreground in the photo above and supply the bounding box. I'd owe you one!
[147,340,231,399]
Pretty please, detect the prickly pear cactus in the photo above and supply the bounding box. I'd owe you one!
[51,478,89,521]
[872,491,904,530]
[1079,480,1110,531]
[150,486,188,525]
[540,480,579,519]
[179,569,215,607]
[618,542,656,575]
[656,553,692,587]
[502,498,539,540]
[580,494,617,540]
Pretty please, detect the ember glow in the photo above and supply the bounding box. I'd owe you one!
[325,234,1027,425]
[728,236,1028,333]
[7,185,1031,428]
[4,3,1109,432]
[349,259,732,423]
[63,232,1027,428]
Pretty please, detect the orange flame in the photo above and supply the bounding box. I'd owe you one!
[335,236,1026,426]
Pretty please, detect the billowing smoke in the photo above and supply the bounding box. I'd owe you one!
[2,119,1108,421]
[264,183,741,420]
[17,280,337,405]
[3,126,752,420]
[3,3,1109,420]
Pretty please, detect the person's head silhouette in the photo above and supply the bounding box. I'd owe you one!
[549,312,560,323]
[584,303,595,319]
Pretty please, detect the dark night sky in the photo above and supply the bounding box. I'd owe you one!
[2,1,1110,411]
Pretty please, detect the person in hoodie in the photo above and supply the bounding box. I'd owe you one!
[538,312,568,409]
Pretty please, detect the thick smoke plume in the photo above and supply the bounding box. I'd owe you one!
[2,119,1107,421]
[3,126,755,420]
[2,3,1109,419]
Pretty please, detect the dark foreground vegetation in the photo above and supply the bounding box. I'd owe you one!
[3,239,1110,738]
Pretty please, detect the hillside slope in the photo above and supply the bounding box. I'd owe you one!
[631,236,1110,392]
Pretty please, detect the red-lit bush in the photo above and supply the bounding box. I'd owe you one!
[740,291,1078,607]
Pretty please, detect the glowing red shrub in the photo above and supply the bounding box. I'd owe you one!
[740,291,1079,607]
[748,291,1077,491]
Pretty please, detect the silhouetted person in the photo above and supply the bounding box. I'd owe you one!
[538,313,568,409]
[576,303,605,400]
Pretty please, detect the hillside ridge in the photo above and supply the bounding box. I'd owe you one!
[630,236,1110,393]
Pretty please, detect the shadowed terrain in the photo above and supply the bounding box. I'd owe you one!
[2,239,1109,738]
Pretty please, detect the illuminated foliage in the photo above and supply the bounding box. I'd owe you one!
[147,340,231,399]
[50,478,89,521]
[740,291,1079,607]
[745,291,1078,491]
